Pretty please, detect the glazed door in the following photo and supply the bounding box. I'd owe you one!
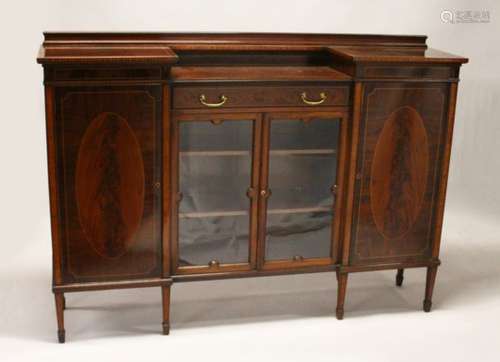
[172,113,262,274]
[259,112,347,270]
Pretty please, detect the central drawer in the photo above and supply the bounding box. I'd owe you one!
[172,85,351,109]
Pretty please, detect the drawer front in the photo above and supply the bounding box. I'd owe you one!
[173,85,350,109]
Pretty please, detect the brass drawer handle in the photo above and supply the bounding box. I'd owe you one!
[200,94,228,108]
[301,92,327,106]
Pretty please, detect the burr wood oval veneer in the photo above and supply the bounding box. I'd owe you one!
[37,32,467,342]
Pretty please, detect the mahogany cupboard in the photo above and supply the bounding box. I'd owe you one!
[37,33,467,342]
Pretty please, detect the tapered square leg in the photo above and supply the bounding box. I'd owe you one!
[161,285,171,335]
[54,293,65,343]
[423,266,438,312]
[396,269,404,287]
[62,295,66,310]
[336,272,348,320]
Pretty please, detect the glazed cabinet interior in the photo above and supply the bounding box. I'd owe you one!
[37,32,467,342]
[172,111,346,275]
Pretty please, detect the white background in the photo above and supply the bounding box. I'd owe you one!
[1,0,499,361]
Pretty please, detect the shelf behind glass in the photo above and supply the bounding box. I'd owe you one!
[179,206,332,219]
[179,148,251,214]
[179,148,336,157]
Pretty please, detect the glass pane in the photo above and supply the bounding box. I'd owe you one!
[180,121,251,152]
[179,120,253,266]
[269,119,339,150]
[179,215,249,266]
[266,211,332,260]
[179,156,250,213]
[268,153,337,209]
[265,118,340,261]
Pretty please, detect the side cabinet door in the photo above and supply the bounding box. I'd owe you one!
[349,83,450,266]
[54,86,162,283]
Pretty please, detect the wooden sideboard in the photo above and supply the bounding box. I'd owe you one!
[37,32,467,343]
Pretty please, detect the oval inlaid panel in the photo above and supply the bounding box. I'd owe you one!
[370,106,429,239]
[75,112,145,258]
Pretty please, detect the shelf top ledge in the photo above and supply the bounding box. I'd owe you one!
[36,32,467,68]
[328,46,468,64]
[37,44,179,65]
[170,66,352,83]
